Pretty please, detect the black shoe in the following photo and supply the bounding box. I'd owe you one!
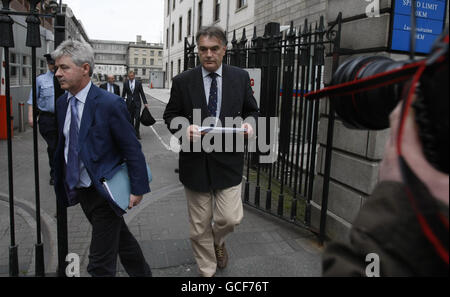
[174,168,179,174]
[50,178,54,185]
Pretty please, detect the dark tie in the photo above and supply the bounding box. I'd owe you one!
[66,96,80,190]
[207,72,218,117]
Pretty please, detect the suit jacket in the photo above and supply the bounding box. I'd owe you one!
[100,82,120,96]
[163,64,259,192]
[323,181,449,276]
[121,79,147,109]
[53,84,150,215]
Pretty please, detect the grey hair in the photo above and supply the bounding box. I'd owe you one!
[52,39,95,77]
[196,26,227,46]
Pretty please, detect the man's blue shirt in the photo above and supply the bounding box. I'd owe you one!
[27,70,55,113]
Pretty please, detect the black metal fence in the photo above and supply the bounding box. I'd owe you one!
[184,14,343,242]
[1,0,68,277]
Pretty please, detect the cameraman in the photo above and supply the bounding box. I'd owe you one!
[322,84,448,275]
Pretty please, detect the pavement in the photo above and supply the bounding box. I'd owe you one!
[0,86,323,277]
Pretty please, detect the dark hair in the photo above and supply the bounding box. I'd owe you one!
[196,26,227,46]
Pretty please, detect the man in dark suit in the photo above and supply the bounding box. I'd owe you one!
[52,40,151,277]
[122,71,148,139]
[163,26,259,277]
[100,74,120,96]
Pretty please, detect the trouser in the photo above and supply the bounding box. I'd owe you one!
[128,101,141,137]
[78,186,152,277]
[38,113,57,179]
[185,183,244,277]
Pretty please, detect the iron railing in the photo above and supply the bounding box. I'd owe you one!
[184,13,344,243]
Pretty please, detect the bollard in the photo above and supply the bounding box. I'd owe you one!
[18,102,26,132]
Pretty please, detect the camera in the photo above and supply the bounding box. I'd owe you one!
[306,29,449,174]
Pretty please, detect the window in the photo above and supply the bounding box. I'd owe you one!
[9,53,19,86]
[142,69,146,76]
[167,0,170,15]
[142,58,146,65]
[39,59,46,75]
[214,0,220,22]
[198,1,203,30]
[135,58,139,65]
[166,28,170,48]
[170,61,174,80]
[178,59,181,74]
[166,62,168,82]
[158,51,163,57]
[187,9,192,36]
[22,55,31,85]
[237,0,247,9]
[173,0,175,10]
[150,59,154,66]
[171,23,175,45]
[150,51,155,56]
[22,55,30,66]
[179,17,183,42]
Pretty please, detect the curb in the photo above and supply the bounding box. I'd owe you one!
[0,193,58,276]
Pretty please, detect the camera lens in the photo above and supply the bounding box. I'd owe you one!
[330,56,408,130]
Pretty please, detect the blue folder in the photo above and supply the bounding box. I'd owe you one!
[102,163,152,212]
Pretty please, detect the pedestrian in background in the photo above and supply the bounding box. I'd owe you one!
[27,54,57,185]
[122,70,148,139]
[163,26,259,277]
[100,74,120,96]
[52,40,152,277]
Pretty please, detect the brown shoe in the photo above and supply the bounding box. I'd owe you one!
[214,243,228,269]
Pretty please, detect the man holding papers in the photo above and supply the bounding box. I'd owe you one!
[164,26,259,277]
[52,40,151,277]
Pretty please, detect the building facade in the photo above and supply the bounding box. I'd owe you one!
[91,40,128,81]
[127,35,164,83]
[0,0,87,129]
[62,4,90,44]
[163,0,256,88]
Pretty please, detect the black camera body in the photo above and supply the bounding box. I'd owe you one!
[307,30,449,174]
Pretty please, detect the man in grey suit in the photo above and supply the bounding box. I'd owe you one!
[122,71,148,139]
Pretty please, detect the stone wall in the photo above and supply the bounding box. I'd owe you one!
[255,0,327,36]
[311,0,449,243]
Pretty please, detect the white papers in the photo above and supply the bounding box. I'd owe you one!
[198,127,247,134]
[102,182,116,202]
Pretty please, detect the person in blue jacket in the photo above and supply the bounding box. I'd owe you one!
[52,40,151,277]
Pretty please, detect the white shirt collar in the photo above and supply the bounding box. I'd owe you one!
[202,64,223,79]
[67,81,92,104]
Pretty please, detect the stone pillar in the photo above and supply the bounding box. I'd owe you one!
[311,0,407,242]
